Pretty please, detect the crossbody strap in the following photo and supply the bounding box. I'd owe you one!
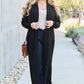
[25,14,30,44]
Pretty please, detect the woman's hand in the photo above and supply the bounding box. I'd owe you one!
[31,22,39,30]
[46,20,54,28]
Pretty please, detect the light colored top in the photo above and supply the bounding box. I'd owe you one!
[38,9,46,30]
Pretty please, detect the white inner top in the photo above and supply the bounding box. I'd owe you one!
[38,9,46,30]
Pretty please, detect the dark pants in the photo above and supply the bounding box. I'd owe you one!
[38,28,45,84]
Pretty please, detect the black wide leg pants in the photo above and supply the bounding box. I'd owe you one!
[37,28,45,84]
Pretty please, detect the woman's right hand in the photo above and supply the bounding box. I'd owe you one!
[31,22,39,30]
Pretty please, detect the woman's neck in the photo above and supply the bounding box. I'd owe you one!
[38,0,46,3]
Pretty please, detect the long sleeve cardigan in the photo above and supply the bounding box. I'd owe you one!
[21,3,61,30]
[21,2,61,84]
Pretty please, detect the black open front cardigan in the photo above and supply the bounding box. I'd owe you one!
[21,2,61,84]
[21,2,60,30]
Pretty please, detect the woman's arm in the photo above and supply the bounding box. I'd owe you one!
[51,13,61,29]
[21,13,32,30]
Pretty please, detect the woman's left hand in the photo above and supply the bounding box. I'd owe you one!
[46,20,54,28]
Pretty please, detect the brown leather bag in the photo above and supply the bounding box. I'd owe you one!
[22,14,30,58]
[22,41,28,58]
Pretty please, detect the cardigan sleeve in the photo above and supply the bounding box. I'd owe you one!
[51,13,61,29]
[21,12,32,30]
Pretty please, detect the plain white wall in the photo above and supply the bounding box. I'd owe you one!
[0,0,28,80]
[0,0,2,32]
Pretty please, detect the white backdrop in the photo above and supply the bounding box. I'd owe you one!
[0,0,28,80]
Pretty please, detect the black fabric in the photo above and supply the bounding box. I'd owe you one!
[21,2,61,84]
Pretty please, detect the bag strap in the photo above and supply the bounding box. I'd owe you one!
[25,14,30,44]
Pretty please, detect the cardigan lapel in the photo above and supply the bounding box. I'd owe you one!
[46,2,50,20]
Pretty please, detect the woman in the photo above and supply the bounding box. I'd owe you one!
[21,0,61,84]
